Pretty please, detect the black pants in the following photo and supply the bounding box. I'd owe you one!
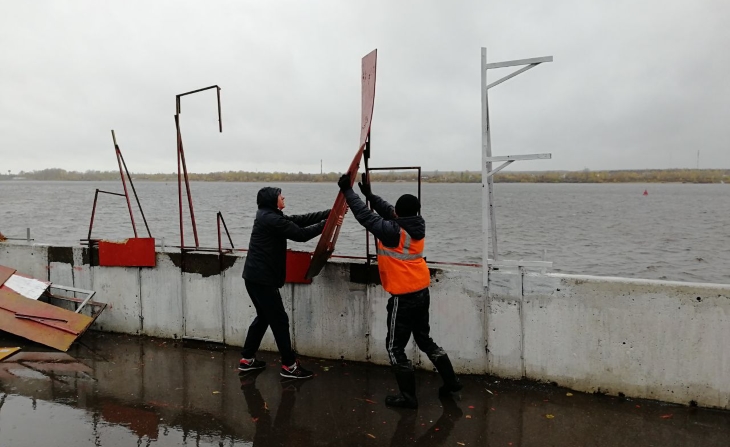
[385,288,442,367]
[241,280,296,366]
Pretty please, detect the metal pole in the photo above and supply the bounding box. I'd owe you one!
[417,167,422,215]
[88,189,100,241]
[175,114,201,248]
[485,60,499,263]
[364,136,371,265]
[112,130,138,238]
[216,87,223,133]
[26,228,30,243]
[217,213,222,253]
[176,115,185,249]
[219,212,234,249]
[481,48,491,288]
[117,148,152,238]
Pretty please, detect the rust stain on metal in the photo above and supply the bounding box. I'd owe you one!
[0,265,15,286]
[0,289,96,351]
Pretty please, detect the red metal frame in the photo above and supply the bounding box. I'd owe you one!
[216,211,235,254]
[87,189,126,241]
[86,131,152,242]
[175,85,223,250]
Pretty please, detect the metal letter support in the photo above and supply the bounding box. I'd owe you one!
[481,48,553,288]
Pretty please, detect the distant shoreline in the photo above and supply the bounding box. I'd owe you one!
[1,168,728,184]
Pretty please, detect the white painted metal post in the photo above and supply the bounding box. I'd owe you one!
[480,48,491,288]
[481,49,554,287]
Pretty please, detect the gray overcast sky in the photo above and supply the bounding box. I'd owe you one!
[1,0,728,174]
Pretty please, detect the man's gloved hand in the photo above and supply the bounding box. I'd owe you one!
[358,181,372,198]
[338,174,352,191]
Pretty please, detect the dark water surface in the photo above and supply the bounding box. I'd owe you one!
[0,332,728,447]
[1,181,729,283]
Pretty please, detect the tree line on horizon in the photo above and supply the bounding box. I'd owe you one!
[1,168,729,184]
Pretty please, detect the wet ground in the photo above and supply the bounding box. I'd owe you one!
[0,332,728,446]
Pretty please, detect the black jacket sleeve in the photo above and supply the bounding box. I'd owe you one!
[367,194,396,220]
[343,189,401,247]
[286,209,330,227]
[270,214,326,242]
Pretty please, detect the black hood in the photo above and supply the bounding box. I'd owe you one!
[257,187,281,210]
[396,215,425,240]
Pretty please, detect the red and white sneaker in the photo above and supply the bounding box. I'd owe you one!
[280,360,313,379]
[238,357,266,372]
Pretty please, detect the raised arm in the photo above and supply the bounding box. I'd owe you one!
[270,214,326,242]
[366,194,396,220]
[338,175,400,247]
[357,179,396,219]
[286,209,331,227]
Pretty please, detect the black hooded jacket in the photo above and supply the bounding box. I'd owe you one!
[342,188,425,248]
[242,187,330,287]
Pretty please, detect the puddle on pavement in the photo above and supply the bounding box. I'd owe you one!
[0,331,729,446]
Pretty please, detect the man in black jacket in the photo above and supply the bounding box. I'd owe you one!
[337,174,462,408]
[239,186,330,379]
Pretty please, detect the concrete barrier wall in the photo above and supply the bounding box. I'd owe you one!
[1,242,729,409]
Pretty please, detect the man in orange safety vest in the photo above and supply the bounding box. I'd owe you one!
[338,174,462,409]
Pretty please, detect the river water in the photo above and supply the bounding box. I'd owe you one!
[1,181,728,284]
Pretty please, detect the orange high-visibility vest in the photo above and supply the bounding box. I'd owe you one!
[377,229,430,295]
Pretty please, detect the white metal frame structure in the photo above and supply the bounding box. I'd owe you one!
[481,48,554,287]
[48,284,97,313]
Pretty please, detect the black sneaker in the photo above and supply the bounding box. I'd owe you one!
[280,360,313,379]
[238,357,266,372]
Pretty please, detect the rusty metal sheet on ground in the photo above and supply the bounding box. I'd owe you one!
[0,265,16,287]
[306,49,377,279]
[0,289,96,351]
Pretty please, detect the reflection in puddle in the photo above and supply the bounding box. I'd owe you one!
[0,332,728,446]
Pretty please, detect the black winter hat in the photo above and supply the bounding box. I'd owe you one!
[395,194,420,217]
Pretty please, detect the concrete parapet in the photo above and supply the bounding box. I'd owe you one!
[522,273,730,409]
[2,242,730,409]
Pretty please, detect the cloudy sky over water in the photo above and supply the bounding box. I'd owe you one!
[1,0,728,175]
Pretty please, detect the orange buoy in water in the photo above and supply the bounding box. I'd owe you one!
[643,189,648,196]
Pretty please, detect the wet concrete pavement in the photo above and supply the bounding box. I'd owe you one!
[0,332,729,446]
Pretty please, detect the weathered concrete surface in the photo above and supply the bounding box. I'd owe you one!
[291,262,370,361]
[487,270,524,378]
[523,273,730,409]
[2,242,730,410]
[0,243,49,280]
[92,265,141,334]
[140,253,183,338]
[1,332,729,447]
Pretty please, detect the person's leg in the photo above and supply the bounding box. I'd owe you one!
[269,286,313,378]
[241,280,271,362]
[411,289,462,395]
[385,294,418,408]
[251,285,296,366]
[411,289,441,355]
[385,294,413,366]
